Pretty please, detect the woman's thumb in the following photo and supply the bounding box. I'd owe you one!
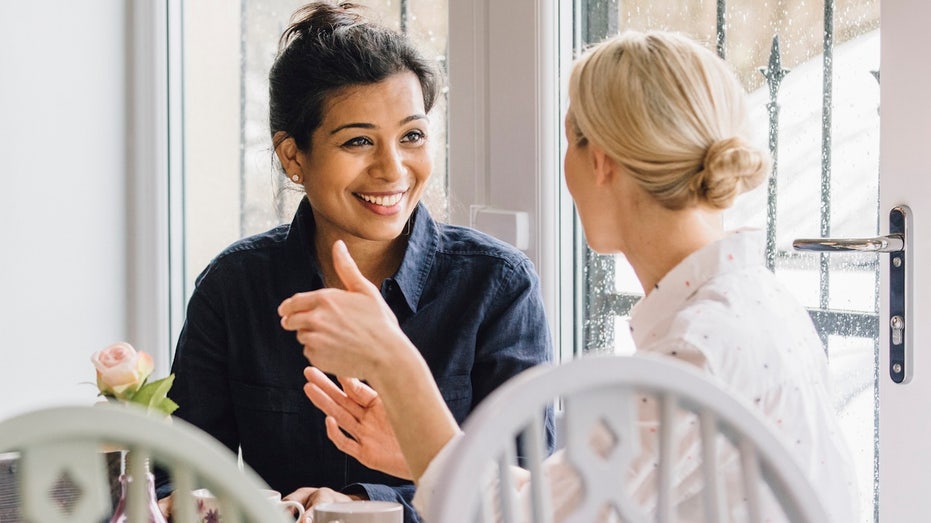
[332,240,377,295]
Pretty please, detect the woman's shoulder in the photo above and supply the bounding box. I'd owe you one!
[196,224,291,280]
[661,271,824,379]
[432,222,530,269]
[214,224,289,260]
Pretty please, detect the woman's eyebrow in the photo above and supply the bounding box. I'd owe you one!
[401,114,428,124]
[329,114,428,135]
[329,122,375,134]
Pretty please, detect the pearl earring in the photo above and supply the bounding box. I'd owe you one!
[291,174,300,182]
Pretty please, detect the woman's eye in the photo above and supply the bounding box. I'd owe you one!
[342,136,373,148]
[401,130,426,144]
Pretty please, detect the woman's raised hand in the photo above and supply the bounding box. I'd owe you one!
[283,239,460,483]
[279,240,407,380]
[303,366,413,479]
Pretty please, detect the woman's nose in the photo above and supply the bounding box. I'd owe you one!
[372,144,406,181]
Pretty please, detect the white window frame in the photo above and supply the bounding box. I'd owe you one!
[127,0,170,376]
[447,0,570,359]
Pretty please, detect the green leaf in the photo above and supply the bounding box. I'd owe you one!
[130,374,178,417]
[156,397,180,416]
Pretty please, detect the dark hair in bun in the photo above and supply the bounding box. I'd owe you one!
[269,1,440,152]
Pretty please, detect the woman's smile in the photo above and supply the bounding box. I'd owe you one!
[353,190,408,215]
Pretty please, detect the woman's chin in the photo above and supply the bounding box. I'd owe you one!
[585,239,622,256]
[356,223,411,243]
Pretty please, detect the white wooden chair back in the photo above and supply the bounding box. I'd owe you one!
[0,405,291,523]
[426,355,830,523]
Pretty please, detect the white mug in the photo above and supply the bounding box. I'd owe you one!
[191,488,305,521]
[312,501,403,523]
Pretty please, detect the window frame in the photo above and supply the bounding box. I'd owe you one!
[446,0,568,360]
[129,0,181,376]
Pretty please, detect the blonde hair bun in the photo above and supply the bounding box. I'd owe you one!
[694,136,769,209]
[568,30,772,211]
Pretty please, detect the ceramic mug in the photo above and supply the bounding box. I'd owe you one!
[191,488,305,521]
[312,501,403,523]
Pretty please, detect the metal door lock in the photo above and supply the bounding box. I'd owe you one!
[891,315,905,346]
[794,206,913,383]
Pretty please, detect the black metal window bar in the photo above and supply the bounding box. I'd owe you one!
[576,0,881,355]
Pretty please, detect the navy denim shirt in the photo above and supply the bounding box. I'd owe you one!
[156,198,554,522]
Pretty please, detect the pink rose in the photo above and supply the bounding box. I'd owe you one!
[91,342,154,400]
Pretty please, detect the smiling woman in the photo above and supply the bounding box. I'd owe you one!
[157,3,553,523]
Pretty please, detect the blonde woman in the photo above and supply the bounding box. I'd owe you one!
[280,31,858,521]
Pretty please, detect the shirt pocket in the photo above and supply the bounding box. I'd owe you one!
[229,380,304,414]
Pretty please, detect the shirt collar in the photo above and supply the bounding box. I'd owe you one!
[284,197,438,314]
[390,203,438,314]
[629,228,764,347]
[284,197,325,290]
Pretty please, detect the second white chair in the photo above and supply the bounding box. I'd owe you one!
[425,355,829,523]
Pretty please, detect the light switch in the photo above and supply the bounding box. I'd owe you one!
[470,207,530,250]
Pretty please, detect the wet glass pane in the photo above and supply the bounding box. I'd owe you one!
[575,1,879,520]
[829,335,876,522]
[181,0,449,294]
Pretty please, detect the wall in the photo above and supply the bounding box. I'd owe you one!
[0,1,128,419]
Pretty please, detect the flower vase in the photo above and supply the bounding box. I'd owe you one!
[110,452,167,523]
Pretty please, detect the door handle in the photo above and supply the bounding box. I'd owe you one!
[792,235,903,253]
[792,206,913,384]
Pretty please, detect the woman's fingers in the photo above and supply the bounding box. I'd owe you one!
[304,382,362,438]
[324,416,363,456]
[304,367,367,419]
[337,376,378,408]
[278,289,340,325]
[278,241,379,321]
[306,383,361,434]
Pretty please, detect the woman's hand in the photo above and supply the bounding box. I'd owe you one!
[284,239,461,482]
[304,366,413,480]
[278,240,408,380]
[283,487,363,521]
[157,495,172,519]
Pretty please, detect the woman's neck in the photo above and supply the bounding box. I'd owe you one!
[624,205,725,295]
[314,231,407,289]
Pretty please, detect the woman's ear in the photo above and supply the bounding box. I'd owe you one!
[274,131,303,177]
[589,145,617,187]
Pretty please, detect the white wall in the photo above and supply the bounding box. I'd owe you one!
[0,1,129,419]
